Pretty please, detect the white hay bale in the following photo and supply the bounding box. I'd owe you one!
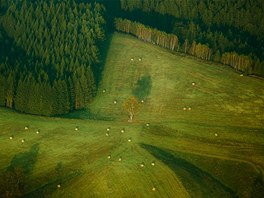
[131,58,134,61]
[24,126,28,130]
[106,128,110,131]
[128,138,132,142]
[103,89,106,93]
[107,155,111,159]
[121,129,125,133]
[140,163,145,168]
[192,82,196,86]
[183,107,186,111]
[146,123,150,127]
[240,74,243,77]
[21,139,25,143]
[141,100,144,103]
[75,127,79,131]
[188,107,191,111]
[151,162,155,166]
[106,133,109,136]
[113,100,117,104]
[9,136,13,140]
[118,157,122,161]
[57,184,61,188]
[152,187,156,191]
[36,131,39,134]
[139,58,142,61]
[215,133,218,137]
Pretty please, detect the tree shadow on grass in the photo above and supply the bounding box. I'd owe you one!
[140,143,238,198]
[22,162,84,198]
[0,144,40,197]
[59,108,115,120]
[93,33,114,86]
[251,170,264,198]
[7,144,39,174]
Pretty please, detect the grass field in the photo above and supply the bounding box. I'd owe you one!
[1,32,264,197]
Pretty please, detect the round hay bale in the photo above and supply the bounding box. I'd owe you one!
[107,155,111,159]
[9,136,13,140]
[240,74,243,77]
[146,123,150,127]
[192,82,196,86]
[131,58,134,61]
[128,138,132,142]
[106,133,109,136]
[151,161,155,166]
[106,127,110,131]
[140,163,145,168]
[121,129,125,133]
[152,187,156,191]
[141,100,144,103]
[103,89,106,93]
[215,133,218,137]
[183,107,187,111]
[24,126,28,130]
[139,58,142,61]
[21,139,25,143]
[118,157,122,161]
[113,100,117,104]
[57,184,61,188]
[75,127,79,131]
[188,107,191,111]
[36,131,40,134]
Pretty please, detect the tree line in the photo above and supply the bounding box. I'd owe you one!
[115,18,264,76]
[0,0,106,115]
[117,0,264,76]
[115,18,179,52]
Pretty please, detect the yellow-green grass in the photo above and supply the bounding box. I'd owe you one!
[91,33,264,127]
[0,32,264,197]
[0,108,187,197]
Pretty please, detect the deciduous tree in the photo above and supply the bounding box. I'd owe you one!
[123,96,140,122]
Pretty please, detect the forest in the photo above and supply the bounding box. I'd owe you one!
[0,0,263,116]
[0,0,105,115]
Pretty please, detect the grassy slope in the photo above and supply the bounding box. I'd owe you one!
[0,32,264,197]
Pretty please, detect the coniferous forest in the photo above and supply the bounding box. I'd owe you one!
[0,0,105,115]
[0,0,264,116]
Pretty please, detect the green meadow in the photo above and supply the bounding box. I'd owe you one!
[1,33,264,197]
